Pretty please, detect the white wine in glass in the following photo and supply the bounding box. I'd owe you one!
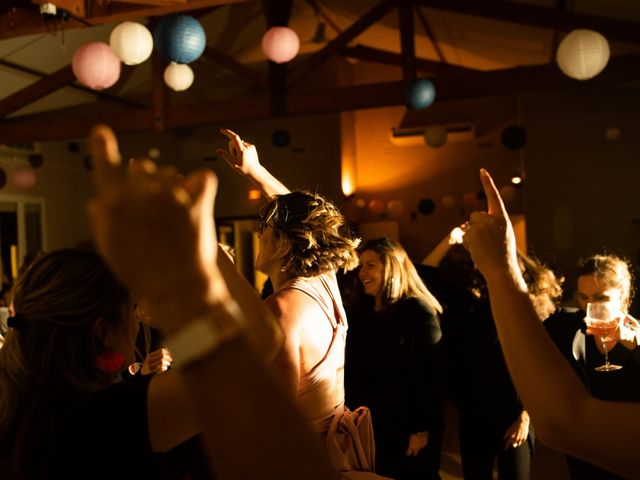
[584,302,622,372]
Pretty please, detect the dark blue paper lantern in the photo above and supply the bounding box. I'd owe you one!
[154,14,206,64]
[271,129,291,148]
[501,125,528,150]
[417,198,436,215]
[28,154,44,169]
[405,78,436,110]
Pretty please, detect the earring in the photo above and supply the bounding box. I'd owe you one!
[96,351,125,373]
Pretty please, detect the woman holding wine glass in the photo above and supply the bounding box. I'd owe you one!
[544,253,640,479]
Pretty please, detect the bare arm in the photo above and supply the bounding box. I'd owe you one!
[217,128,290,199]
[421,226,464,267]
[265,292,302,400]
[464,168,640,478]
[88,125,335,480]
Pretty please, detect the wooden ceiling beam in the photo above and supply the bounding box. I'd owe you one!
[398,0,416,81]
[31,0,85,17]
[2,52,640,143]
[0,64,76,118]
[340,45,476,77]
[108,0,189,6]
[415,0,640,45]
[0,0,250,40]
[0,106,154,143]
[287,0,398,88]
[414,6,445,63]
[201,45,268,89]
[151,52,166,131]
[262,0,293,116]
[0,59,146,108]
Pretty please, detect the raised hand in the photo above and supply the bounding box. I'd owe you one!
[216,128,261,177]
[87,124,227,332]
[141,348,174,375]
[216,128,290,198]
[463,169,521,283]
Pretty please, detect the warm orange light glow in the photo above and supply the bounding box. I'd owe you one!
[511,176,522,185]
[341,174,355,197]
[341,111,357,196]
[248,188,262,201]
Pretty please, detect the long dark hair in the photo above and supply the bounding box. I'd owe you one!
[0,248,130,476]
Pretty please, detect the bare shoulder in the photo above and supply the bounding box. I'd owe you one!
[266,289,313,330]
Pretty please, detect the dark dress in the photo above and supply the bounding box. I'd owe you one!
[1,375,208,480]
[414,261,534,480]
[545,307,640,479]
[442,297,534,480]
[345,295,444,480]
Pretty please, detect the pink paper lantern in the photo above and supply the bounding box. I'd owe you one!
[11,167,37,190]
[72,42,121,90]
[368,199,385,215]
[261,26,300,64]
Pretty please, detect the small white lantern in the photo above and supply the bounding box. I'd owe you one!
[109,21,153,66]
[556,29,610,80]
[164,63,194,92]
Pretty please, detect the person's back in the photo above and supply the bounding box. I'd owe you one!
[272,273,347,431]
[216,130,391,477]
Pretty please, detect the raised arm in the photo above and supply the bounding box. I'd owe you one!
[421,226,464,267]
[463,168,640,479]
[217,128,290,199]
[88,125,335,480]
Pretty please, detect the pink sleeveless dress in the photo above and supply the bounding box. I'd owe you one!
[279,273,392,480]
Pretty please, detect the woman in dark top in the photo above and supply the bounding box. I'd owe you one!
[544,254,640,480]
[422,228,563,480]
[345,237,444,480]
[0,249,207,479]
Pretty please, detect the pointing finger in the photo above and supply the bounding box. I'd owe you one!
[219,128,242,144]
[89,124,123,197]
[479,168,507,218]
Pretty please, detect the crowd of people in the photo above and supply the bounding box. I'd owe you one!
[0,124,638,480]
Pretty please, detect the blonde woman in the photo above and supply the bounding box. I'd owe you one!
[351,237,444,480]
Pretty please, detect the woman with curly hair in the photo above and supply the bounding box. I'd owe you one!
[217,130,385,478]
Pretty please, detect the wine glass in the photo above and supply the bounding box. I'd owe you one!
[584,302,622,372]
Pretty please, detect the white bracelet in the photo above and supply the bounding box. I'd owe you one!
[165,299,243,369]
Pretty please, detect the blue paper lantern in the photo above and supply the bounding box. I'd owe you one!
[154,14,206,64]
[405,78,436,110]
[501,125,528,150]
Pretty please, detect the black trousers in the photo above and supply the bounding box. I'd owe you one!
[375,426,444,480]
[458,417,534,480]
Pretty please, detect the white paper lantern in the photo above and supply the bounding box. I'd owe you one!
[441,195,456,208]
[556,29,610,80]
[164,63,194,92]
[110,21,154,66]
[424,125,448,148]
[262,26,300,64]
[386,199,405,217]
